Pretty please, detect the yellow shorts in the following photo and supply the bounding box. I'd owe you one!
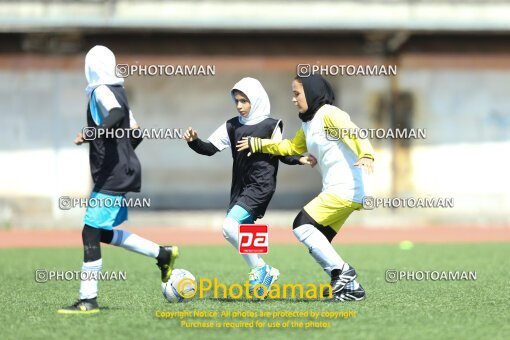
[303,192,362,233]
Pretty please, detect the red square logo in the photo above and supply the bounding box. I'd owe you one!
[238,224,269,254]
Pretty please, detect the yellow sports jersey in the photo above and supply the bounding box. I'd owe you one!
[250,104,374,203]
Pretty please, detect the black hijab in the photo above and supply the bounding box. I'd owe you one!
[297,74,335,122]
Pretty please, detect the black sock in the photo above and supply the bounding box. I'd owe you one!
[100,229,114,244]
[156,246,169,263]
[82,225,101,262]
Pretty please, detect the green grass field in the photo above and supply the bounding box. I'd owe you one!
[1,243,509,339]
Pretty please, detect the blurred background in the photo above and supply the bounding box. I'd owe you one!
[0,0,509,229]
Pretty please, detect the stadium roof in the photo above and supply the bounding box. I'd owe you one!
[1,0,510,33]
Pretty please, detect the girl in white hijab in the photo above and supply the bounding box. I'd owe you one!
[84,45,124,98]
[59,46,179,314]
[183,77,316,298]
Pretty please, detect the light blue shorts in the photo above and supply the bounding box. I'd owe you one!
[83,192,128,230]
[226,204,254,224]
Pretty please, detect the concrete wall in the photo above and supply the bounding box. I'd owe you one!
[1,53,509,226]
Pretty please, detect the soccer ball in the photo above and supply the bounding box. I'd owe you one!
[161,269,196,303]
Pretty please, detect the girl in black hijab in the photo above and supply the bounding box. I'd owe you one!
[297,74,336,122]
[238,74,375,301]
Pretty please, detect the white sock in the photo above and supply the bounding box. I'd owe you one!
[111,229,160,258]
[79,258,102,300]
[293,224,345,275]
[222,217,265,269]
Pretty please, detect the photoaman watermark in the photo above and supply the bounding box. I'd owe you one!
[176,277,332,300]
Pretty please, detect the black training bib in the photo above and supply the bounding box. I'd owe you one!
[87,85,141,195]
[225,117,283,219]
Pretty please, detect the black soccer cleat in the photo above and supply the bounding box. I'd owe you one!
[332,284,366,302]
[329,264,357,294]
[57,298,100,314]
[157,245,179,283]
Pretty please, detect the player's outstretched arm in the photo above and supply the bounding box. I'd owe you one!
[299,154,317,167]
[98,108,124,129]
[270,125,315,166]
[354,157,374,174]
[183,127,219,156]
[236,128,308,157]
[323,108,374,174]
[271,125,303,165]
[279,155,302,165]
[278,154,317,167]
[183,126,198,142]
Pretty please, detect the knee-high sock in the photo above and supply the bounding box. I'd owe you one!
[110,229,159,258]
[222,217,265,269]
[79,258,102,300]
[293,224,345,275]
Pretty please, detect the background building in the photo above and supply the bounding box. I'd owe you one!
[0,0,509,228]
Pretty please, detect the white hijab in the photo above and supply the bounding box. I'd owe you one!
[231,77,270,125]
[84,45,124,97]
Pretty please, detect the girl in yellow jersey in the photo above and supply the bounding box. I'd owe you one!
[237,74,374,301]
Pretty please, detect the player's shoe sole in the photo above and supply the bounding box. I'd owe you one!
[57,299,100,314]
[158,245,179,283]
[57,309,100,315]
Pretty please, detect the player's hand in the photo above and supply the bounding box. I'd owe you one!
[236,137,251,156]
[300,154,317,167]
[354,157,374,174]
[129,110,139,129]
[183,127,198,142]
[74,132,85,145]
[236,137,250,151]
